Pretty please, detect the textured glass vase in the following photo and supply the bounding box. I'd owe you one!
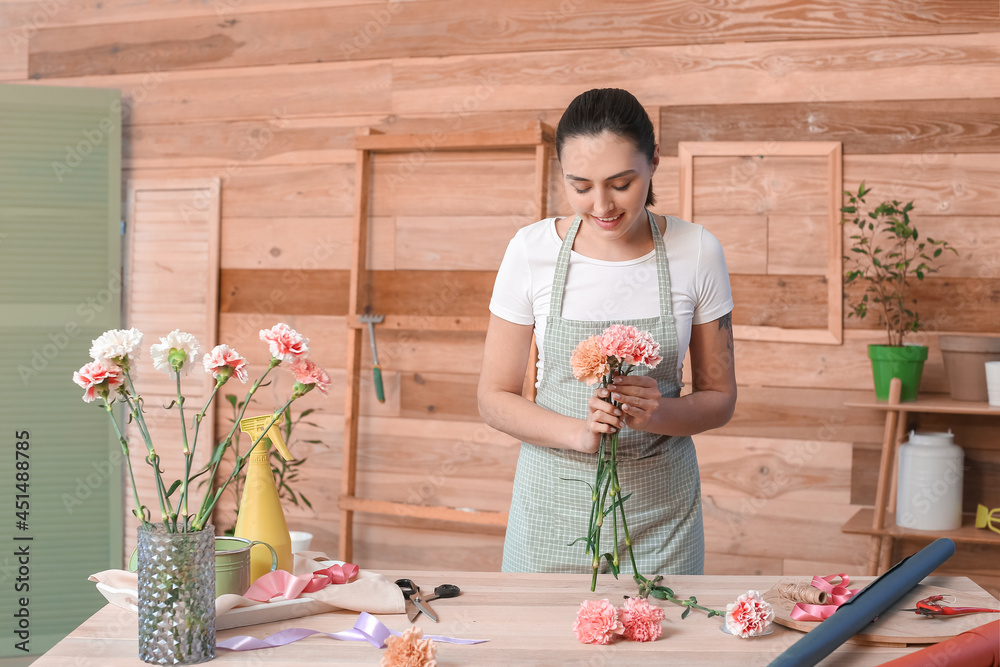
[137,524,216,664]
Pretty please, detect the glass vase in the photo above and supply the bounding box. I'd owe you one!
[137,524,216,664]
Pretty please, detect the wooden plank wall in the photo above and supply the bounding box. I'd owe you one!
[5,0,999,593]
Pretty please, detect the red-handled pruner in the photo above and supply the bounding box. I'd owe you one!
[900,594,1000,617]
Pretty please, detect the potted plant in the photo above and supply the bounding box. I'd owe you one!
[842,183,957,401]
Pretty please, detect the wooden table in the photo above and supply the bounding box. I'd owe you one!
[32,572,998,666]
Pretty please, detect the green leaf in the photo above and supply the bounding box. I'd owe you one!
[681,607,691,619]
[225,394,238,409]
[165,479,183,498]
[649,588,668,600]
[604,554,620,577]
[934,248,942,257]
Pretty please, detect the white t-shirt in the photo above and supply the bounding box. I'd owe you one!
[489,216,733,382]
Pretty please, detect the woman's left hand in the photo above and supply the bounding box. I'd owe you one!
[607,375,662,432]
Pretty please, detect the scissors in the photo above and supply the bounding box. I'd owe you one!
[395,579,461,623]
[900,594,1000,617]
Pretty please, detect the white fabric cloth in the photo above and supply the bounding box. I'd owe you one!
[89,551,405,630]
[489,215,733,383]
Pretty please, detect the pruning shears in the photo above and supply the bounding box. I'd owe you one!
[900,594,1000,617]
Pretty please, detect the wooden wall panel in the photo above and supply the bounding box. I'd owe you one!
[395,216,520,271]
[0,0,383,29]
[124,117,369,169]
[843,277,1000,335]
[370,153,537,217]
[29,60,393,123]
[660,98,1000,156]
[391,33,1000,114]
[14,1,999,580]
[0,30,28,81]
[692,156,831,215]
[845,153,1000,216]
[28,1,1000,77]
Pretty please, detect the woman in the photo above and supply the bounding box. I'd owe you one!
[478,88,736,576]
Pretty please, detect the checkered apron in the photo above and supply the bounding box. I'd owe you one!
[502,211,705,576]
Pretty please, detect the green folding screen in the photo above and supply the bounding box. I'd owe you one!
[0,84,122,659]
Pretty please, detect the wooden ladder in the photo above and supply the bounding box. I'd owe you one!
[339,122,555,562]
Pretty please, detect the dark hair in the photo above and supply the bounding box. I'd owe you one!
[556,88,657,207]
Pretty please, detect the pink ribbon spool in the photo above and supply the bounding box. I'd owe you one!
[789,574,861,622]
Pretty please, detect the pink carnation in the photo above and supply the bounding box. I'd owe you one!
[570,335,610,386]
[619,596,665,642]
[290,357,331,396]
[572,598,624,645]
[73,361,124,403]
[725,590,774,638]
[260,323,310,362]
[202,344,249,384]
[599,324,661,368]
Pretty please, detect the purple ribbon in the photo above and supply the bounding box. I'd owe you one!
[216,612,487,651]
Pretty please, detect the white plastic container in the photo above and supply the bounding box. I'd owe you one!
[895,430,963,531]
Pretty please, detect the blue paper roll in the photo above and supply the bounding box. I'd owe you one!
[769,538,956,667]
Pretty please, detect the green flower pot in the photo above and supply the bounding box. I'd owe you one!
[868,344,928,402]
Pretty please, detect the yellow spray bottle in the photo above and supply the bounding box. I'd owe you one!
[235,413,293,581]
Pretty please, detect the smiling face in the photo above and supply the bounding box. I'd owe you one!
[559,130,659,246]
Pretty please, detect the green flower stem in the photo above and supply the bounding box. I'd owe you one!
[175,373,191,531]
[102,398,150,529]
[191,367,290,531]
[177,382,220,531]
[119,387,173,525]
[195,395,295,531]
[191,359,279,528]
[609,430,620,569]
[590,471,612,592]
[611,461,641,578]
[652,582,724,618]
[586,433,607,555]
[121,370,174,525]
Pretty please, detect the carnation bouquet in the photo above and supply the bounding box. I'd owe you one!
[570,325,773,640]
[73,323,330,533]
[570,324,662,591]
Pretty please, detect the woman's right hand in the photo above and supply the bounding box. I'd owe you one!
[575,386,622,453]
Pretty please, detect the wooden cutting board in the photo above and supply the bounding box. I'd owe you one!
[762,578,1000,647]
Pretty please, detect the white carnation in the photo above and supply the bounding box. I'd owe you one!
[89,328,144,367]
[150,330,201,377]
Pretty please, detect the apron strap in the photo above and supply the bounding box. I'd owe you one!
[548,216,580,319]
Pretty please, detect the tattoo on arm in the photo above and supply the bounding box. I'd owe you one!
[718,312,734,355]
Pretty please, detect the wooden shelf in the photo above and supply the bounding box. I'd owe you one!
[842,378,1000,575]
[843,508,1000,546]
[846,393,1000,416]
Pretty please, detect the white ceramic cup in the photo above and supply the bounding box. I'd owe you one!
[986,361,1000,407]
[288,530,313,553]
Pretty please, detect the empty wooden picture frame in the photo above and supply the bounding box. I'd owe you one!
[678,141,843,345]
